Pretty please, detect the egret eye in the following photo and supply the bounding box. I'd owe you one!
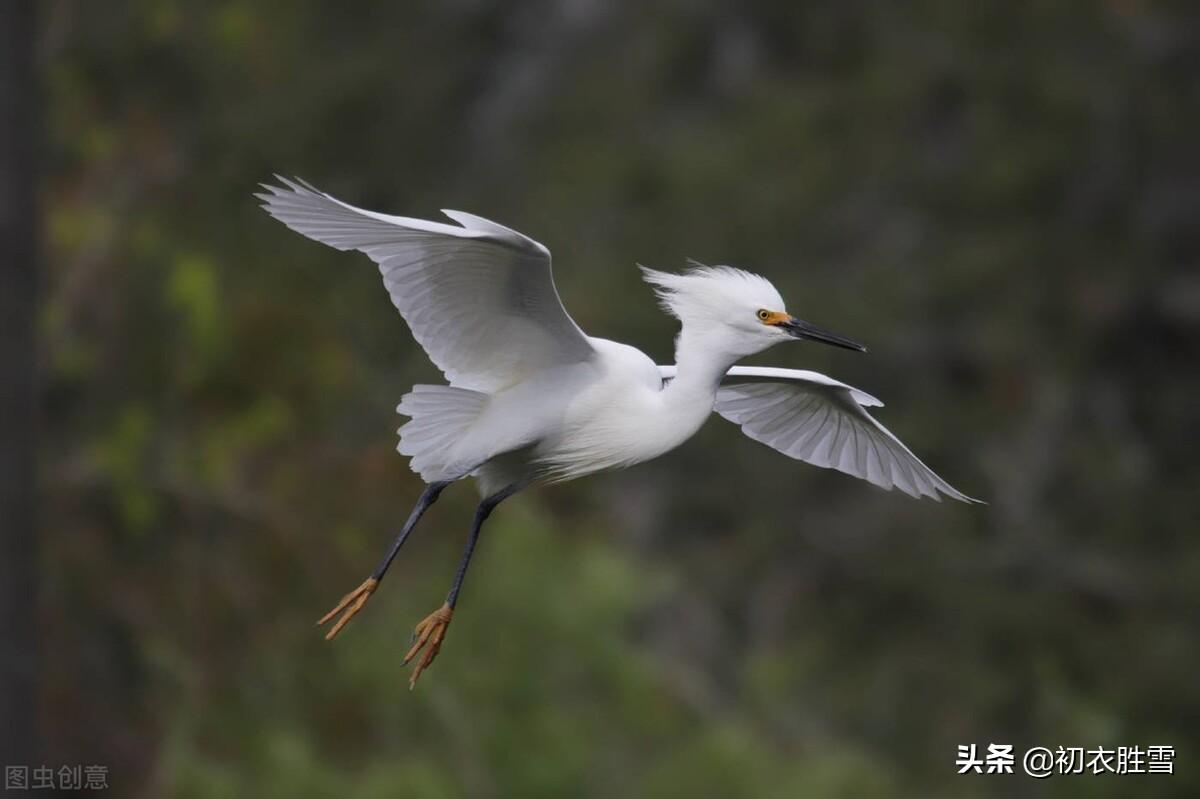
[757,309,772,322]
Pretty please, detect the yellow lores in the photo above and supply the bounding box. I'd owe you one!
[757,309,790,326]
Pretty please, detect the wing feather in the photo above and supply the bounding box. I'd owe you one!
[258,177,593,392]
[657,364,980,503]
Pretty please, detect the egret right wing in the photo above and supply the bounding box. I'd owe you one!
[258,177,594,392]
[658,365,980,502]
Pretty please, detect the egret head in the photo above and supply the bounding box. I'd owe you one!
[640,262,866,358]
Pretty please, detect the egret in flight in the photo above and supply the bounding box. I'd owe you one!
[258,177,980,687]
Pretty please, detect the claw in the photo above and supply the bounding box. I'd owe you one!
[403,603,453,689]
[316,577,378,640]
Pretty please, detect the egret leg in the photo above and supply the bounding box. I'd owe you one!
[404,483,520,688]
[317,480,450,640]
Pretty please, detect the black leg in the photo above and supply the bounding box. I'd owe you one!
[371,479,450,582]
[446,483,520,608]
[404,483,521,687]
[317,479,451,639]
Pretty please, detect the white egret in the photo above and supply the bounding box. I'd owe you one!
[257,177,980,687]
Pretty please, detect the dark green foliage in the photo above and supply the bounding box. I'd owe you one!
[41,2,1199,796]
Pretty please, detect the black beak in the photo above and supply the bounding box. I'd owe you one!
[780,317,867,352]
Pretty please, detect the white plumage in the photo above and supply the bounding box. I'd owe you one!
[706,367,973,501]
[258,176,592,394]
[257,176,980,686]
[257,176,978,502]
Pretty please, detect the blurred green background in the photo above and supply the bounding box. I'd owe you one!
[8,0,1200,796]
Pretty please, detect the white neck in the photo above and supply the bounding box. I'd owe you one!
[662,325,742,403]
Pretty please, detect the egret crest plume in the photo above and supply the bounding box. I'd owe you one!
[640,262,786,323]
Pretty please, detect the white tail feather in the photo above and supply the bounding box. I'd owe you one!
[396,385,489,482]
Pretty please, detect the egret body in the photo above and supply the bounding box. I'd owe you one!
[258,177,979,686]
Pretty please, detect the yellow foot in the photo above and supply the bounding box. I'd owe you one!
[404,603,453,689]
[316,577,378,640]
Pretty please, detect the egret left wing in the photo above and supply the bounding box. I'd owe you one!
[658,365,980,502]
[257,177,594,392]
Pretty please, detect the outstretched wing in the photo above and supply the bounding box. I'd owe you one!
[258,177,594,392]
[658,365,980,502]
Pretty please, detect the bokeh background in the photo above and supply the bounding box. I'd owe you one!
[2,1,1199,796]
